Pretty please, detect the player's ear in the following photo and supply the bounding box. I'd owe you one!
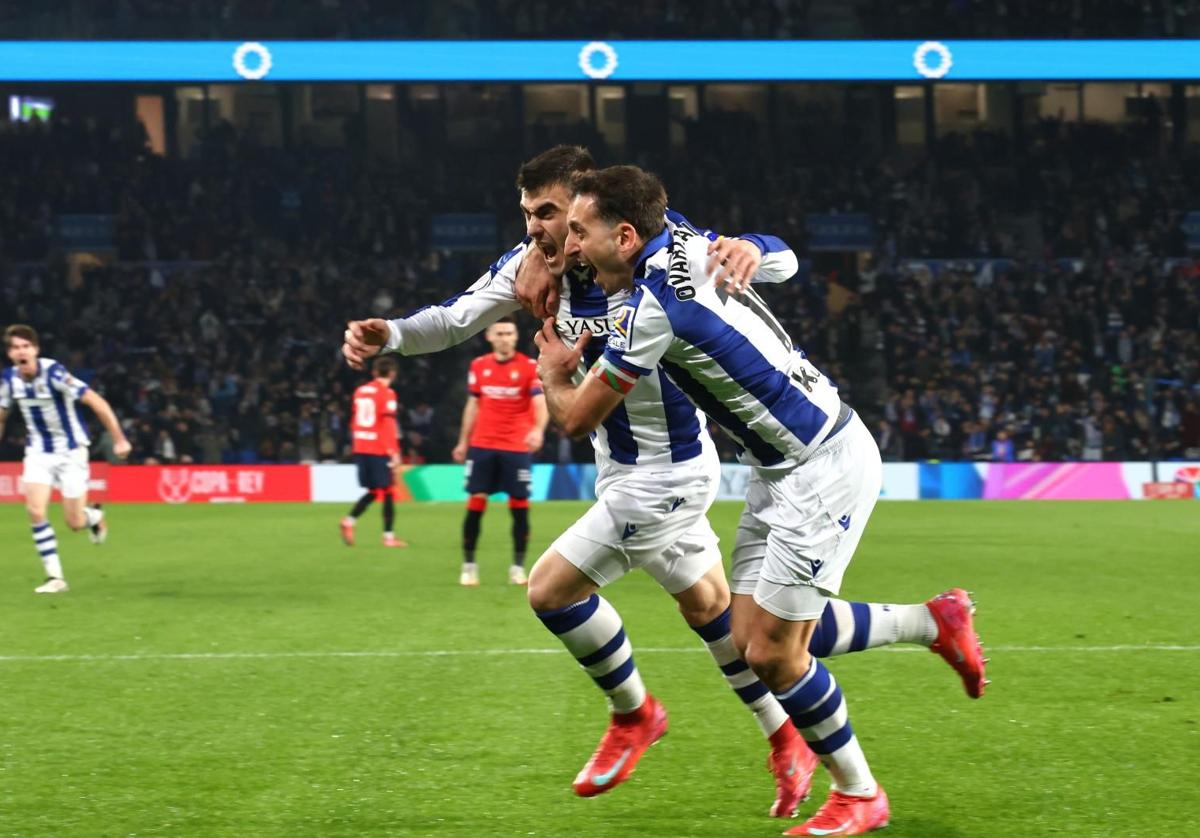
[616,222,639,256]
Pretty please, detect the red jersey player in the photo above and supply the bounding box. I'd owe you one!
[340,356,408,548]
[451,317,548,586]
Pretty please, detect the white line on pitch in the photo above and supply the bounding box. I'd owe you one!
[0,644,1197,663]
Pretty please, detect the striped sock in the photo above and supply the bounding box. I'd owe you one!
[537,594,646,714]
[691,607,789,737]
[809,599,937,657]
[775,658,876,797]
[32,522,63,580]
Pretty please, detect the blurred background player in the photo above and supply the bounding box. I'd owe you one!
[0,324,131,593]
[451,317,548,587]
[341,356,408,548]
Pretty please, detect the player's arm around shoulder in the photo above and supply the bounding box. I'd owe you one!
[704,233,798,293]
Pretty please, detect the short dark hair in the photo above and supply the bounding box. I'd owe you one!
[373,356,398,378]
[516,145,595,194]
[492,316,516,326]
[4,324,38,348]
[571,165,668,242]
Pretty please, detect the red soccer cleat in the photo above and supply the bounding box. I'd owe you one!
[572,694,668,797]
[785,788,890,836]
[340,519,355,547]
[383,534,409,548]
[926,588,988,699]
[768,719,819,818]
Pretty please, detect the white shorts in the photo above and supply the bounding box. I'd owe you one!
[730,413,881,621]
[23,447,91,499]
[551,455,722,595]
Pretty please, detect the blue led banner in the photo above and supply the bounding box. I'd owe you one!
[1,40,1200,82]
[806,213,875,251]
[430,213,498,251]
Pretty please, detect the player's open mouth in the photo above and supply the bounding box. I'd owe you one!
[538,241,558,261]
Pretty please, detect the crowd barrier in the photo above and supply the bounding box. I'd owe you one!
[1,461,1198,504]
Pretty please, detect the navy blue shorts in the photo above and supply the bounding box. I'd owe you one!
[464,447,532,499]
[355,454,394,490]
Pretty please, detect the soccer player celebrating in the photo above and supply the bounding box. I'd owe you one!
[533,165,969,836]
[0,324,131,593]
[451,317,548,587]
[342,147,984,819]
[341,356,408,548]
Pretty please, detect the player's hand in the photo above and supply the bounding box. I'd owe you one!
[706,237,761,295]
[342,319,390,370]
[515,250,560,319]
[451,442,468,464]
[113,438,132,459]
[524,428,544,453]
[388,452,402,468]
[534,317,590,385]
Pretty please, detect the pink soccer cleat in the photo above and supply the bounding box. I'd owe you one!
[572,694,668,797]
[767,719,819,818]
[785,787,890,836]
[926,588,989,698]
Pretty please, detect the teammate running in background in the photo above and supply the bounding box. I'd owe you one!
[341,356,408,549]
[451,317,548,587]
[1,324,131,593]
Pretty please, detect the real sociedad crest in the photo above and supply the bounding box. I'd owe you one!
[608,305,633,351]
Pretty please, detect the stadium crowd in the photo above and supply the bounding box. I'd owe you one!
[1,112,1198,465]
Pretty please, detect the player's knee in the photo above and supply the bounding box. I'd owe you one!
[526,573,563,612]
[65,514,86,531]
[678,595,725,628]
[743,640,791,690]
[526,560,577,613]
[676,574,730,627]
[25,505,48,524]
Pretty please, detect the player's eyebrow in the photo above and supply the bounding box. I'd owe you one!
[524,200,557,217]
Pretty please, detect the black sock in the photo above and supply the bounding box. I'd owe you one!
[349,492,374,519]
[463,509,483,563]
[510,506,529,567]
[382,494,395,532]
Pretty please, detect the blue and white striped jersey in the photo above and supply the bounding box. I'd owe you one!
[384,211,799,469]
[597,225,843,470]
[0,358,91,453]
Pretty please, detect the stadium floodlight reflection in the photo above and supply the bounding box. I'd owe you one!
[0,39,1199,82]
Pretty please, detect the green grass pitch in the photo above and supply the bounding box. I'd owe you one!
[2,500,1198,836]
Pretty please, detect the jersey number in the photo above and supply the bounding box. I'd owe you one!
[355,398,377,428]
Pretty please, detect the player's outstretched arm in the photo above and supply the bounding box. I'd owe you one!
[79,390,131,459]
[534,318,624,438]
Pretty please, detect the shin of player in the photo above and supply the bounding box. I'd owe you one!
[450,318,547,587]
[342,357,408,549]
[2,324,130,593]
